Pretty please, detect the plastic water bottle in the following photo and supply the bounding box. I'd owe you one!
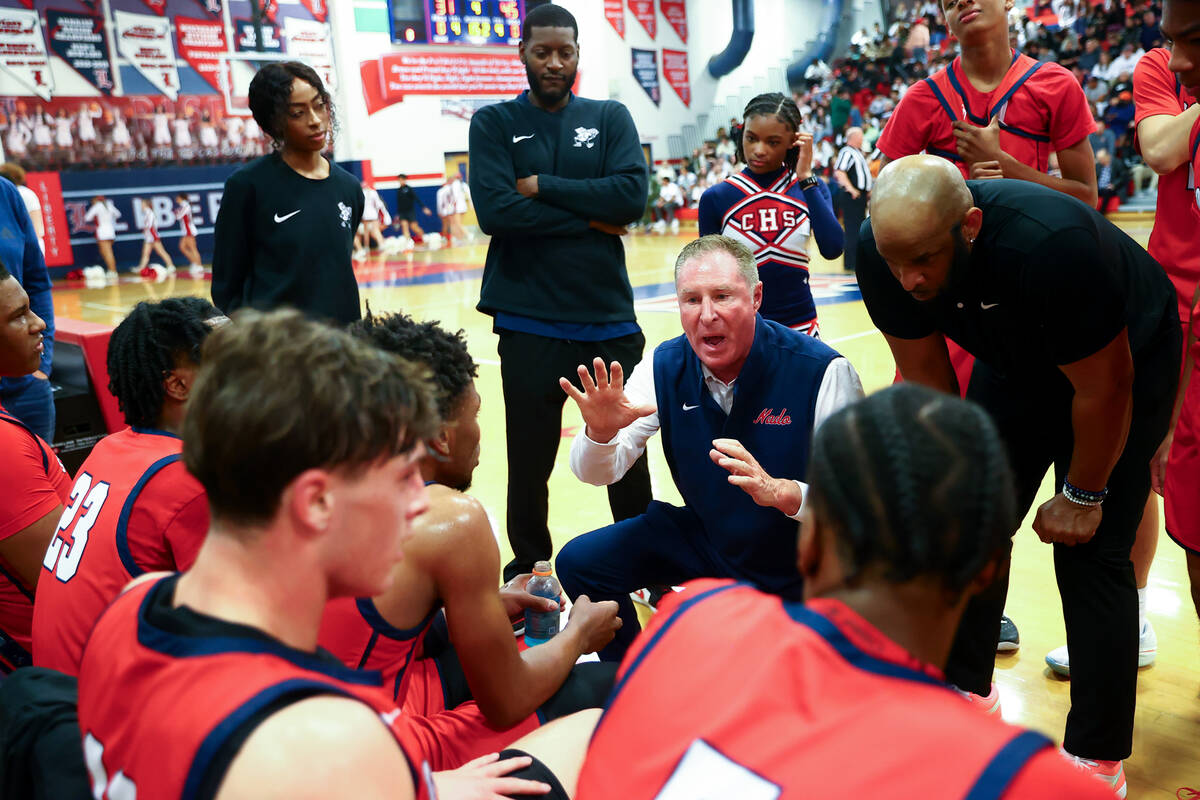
[524,561,561,647]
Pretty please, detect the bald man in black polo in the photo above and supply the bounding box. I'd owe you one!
[855,155,1178,789]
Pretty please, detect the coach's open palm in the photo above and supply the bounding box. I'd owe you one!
[559,357,655,444]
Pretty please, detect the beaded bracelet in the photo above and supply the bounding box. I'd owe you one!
[1063,480,1107,507]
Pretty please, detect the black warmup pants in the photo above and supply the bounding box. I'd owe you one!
[497,329,652,582]
[840,191,869,273]
[945,324,1179,761]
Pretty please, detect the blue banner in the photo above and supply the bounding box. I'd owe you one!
[631,47,660,106]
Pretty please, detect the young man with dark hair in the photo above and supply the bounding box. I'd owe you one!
[76,310,590,800]
[393,173,433,246]
[469,3,652,580]
[320,312,620,765]
[0,262,66,673]
[32,297,224,676]
[856,156,1180,793]
[575,386,1114,799]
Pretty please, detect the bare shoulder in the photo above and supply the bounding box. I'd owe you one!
[216,695,415,800]
[412,485,493,552]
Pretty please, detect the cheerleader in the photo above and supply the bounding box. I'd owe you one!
[77,102,101,147]
[134,198,176,273]
[84,194,121,278]
[174,193,202,273]
[110,108,133,153]
[360,181,391,252]
[151,104,171,148]
[198,109,220,154]
[698,92,843,336]
[53,108,74,152]
[32,109,53,153]
[173,111,193,156]
[5,112,30,159]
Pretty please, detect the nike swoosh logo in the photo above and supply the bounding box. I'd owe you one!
[512,134,535,143]
[980,302,1000,310]
[380,709,401,726]
[274,210,301,223]
[682,403,699,411]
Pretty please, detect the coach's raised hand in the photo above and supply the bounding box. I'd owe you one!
[560,357,655,443]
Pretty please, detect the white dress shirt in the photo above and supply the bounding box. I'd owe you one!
[569,350,865,519]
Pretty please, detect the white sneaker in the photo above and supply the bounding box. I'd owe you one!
[669,218,680,234]
[1045,619,1157,677]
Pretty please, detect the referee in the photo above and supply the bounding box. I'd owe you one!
[833,127,872,272]
[856,155,1179,788]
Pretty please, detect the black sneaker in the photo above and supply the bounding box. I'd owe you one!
[997,615,1020,652]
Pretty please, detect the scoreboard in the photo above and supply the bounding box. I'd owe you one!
[389,0,525,46]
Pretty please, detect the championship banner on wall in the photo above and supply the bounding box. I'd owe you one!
[175,16,227,93]
[662,48,689,106]
[192,0,223,16]
[604,0,624,39]
[46,11,114,95]
[628,0,655,39]
[138,0,167,15]
[234,19,283,52]
[283,17,335,90]
[378,51,527,103]
[299,0,327,23]
[660,0,686,42]
[0,7,54,101]
[25,171,71,267]
[113,10,180,100]
[631,47,659,105]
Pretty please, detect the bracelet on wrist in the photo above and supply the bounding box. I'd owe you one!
[1063,480,1107,507]
[797,175,819,190]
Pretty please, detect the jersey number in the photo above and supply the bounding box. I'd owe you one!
[654,739,780,800]
[84,731,138,800]
[44,472,110,583]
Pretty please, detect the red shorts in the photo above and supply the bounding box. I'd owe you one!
[396,657,540,771]
[1165,361,1200,554]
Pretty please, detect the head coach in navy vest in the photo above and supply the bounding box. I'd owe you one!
[555,235,865,662]
[855,154,1180,773]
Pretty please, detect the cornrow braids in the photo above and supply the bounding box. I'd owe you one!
[806,384,1016,596]
[347,308,478,421]
[736,92,804,175]
[106,297,221,429]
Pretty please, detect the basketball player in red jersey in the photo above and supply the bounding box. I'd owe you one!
[873,0,1098,673]
[32,298,224,676]
[0,262,67,673]
[76,310,590,800]
[320,312,620,739]
[575,385,1116,799]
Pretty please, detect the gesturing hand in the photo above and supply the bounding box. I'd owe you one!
[969,160,1004,180]
[559,357,655,444]
[433,752,551,799]
[1031,493,1102,546]
[709,438,803,515]
[793,131,814,179]
[952,116,1003,166]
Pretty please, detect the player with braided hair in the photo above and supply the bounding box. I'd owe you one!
[698,92,842,336]
[575,384,1112,799]
[32,297,226,675]
[320,310,619,768]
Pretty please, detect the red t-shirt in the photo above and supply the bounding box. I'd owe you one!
[0,404,70,669]
[577,580,1115,799]
[878,53,1095,175]
[1134,47,1200,355]
[32,427,209,675]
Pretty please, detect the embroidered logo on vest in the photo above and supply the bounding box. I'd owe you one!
[754,408,791,425]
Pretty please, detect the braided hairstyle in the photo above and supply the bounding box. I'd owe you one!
[806,384,1016,596]
[347,308,477,421]
[107,297,221,429]
[736,92,803,175]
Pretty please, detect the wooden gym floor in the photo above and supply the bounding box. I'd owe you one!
[55,217,1198,796]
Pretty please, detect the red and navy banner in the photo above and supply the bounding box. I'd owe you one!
[628,0,655,39]
[631,47,659,105]
[15,0,32,8]
[660,0,686,42]
[233,19,283,52]
[138,0,167,15]
[45,10,114,95]
[175,16,227,93]
[662,48,689,106]
[299,0,328,23]
[25,172,71,268]
[191,0,223,17]
[604,0,624,39]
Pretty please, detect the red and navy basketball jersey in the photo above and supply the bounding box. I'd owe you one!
[318,595,439,702]
[32,426,210,676]
[577,579,1112,799]
[0,404,70,672]
[878,52,1095,176]
[699,167,817,326]
[77,575,432,800]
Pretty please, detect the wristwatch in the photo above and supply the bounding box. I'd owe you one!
[797,176,819,190]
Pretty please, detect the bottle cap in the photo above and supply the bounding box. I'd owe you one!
[532,560,552,576]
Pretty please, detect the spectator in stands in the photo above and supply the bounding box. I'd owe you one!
[1090,117,1117,161]
[1138,9,1163,51]
[1104,91,1137,141]
[1093,49,1116,82]
[1111,43,1145,78]
[1095,147,1130,214]
[1085,74,1110,111]
[714,130,736,161]
[651,175,683,234]
[1079,37,1102,73]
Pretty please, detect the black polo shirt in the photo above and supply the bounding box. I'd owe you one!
[856,179,1177,379]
